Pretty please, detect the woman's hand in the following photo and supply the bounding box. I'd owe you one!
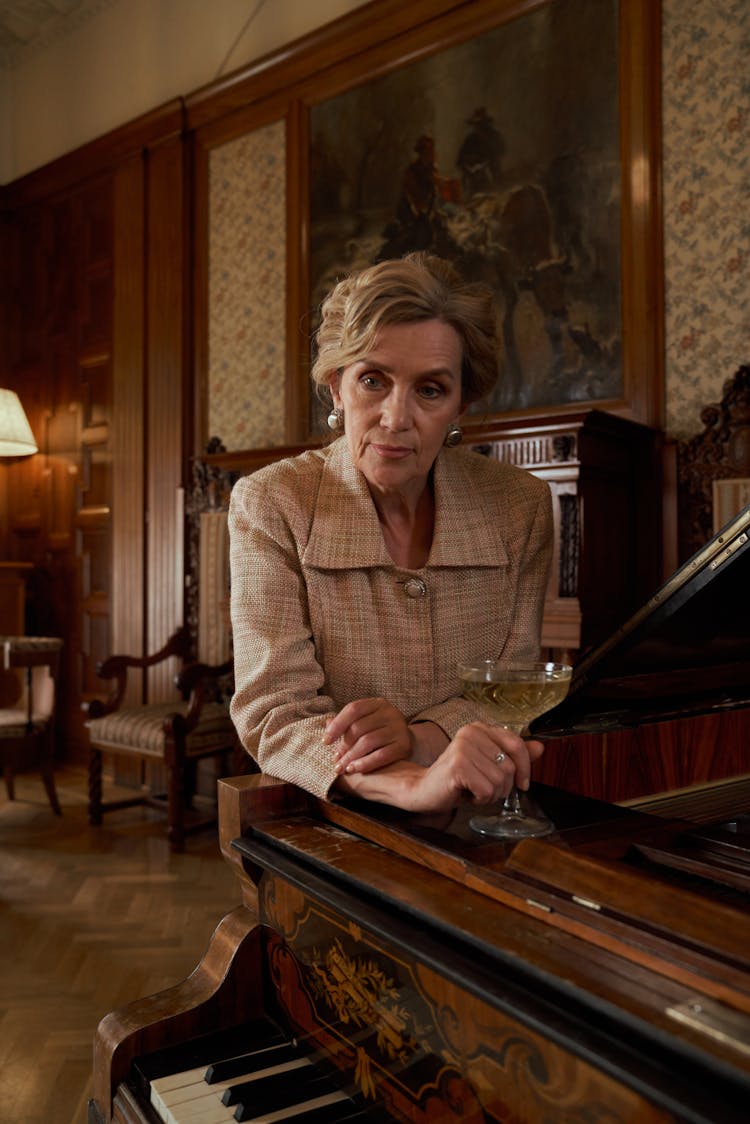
[402,722,545,813]
[334,720,545,815]
[324,697,413,775]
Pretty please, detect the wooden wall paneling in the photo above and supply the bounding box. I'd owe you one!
[13,205,48,369]
[145,137,187,701]
[191,138,209,459]
[619,0,665,429]
[73,178,115,763]
[0,563,33,634]
[1,101,187,768]
[31,198,82,756]
[286,101,307,444]
[0,214,10,558]
[0,181,112,763]
[1,206,44,588]
[111,156,146,705]
[40,341,78,670]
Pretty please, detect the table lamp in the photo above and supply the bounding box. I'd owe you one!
[0,390,38,456]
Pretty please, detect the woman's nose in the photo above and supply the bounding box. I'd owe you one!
[381,391,411,430]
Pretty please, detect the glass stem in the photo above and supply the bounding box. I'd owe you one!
[503,786,523,816]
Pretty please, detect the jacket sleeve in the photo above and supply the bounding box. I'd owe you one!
[409,477,554,739]
[228,473,340,798]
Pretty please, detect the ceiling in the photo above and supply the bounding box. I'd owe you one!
[0,0,106,66]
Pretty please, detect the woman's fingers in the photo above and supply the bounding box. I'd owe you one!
[323,698,378,745]
[445,725,515,800]
[469,722,543,791]
[339,741,409,775]
[428,723,546,807]
[325,697,412,774]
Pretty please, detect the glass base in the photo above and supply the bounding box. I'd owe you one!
[469,810,556,839]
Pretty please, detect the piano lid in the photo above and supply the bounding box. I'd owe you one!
[532,503,750,735]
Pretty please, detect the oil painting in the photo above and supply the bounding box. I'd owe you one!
[309,0,621,425]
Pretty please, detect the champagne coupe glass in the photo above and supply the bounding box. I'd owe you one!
[458,659,572,839]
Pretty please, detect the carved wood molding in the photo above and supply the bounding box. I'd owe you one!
[677,364,750,561]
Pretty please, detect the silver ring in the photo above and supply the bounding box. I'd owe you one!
[495,751,506,764]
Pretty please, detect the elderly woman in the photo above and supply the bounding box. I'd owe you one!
[229,253,553,814]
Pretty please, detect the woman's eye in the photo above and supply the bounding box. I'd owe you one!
[359,374,383,390]
[418,384,444,399]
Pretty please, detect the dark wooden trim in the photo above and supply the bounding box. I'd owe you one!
[286,100,308,444]
[618,0,665,428]
[191,139,210,457]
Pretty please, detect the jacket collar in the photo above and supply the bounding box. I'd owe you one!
[302,438,509,569]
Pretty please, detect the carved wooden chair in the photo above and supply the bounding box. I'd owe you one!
[678,364,750,561]
[84,625,239,851]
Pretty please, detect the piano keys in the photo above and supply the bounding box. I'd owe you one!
[130,1017,378,1122]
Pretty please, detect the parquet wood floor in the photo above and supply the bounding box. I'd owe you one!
[0,766,243,1124]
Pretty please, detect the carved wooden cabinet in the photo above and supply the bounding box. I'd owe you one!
[469,409,663,658]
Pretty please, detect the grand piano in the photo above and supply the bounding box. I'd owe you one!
[89,507,750,1124]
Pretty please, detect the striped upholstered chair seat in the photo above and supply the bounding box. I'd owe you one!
[86,701,234,759]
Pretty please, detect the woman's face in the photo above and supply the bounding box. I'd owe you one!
[331,319,464,502]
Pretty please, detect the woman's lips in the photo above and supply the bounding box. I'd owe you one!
[370,444,413,459]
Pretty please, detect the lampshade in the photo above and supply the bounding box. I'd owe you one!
[0,390,38,456]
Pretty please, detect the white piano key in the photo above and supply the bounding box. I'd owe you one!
[151,1064,213,1095]
[151,1056,314,1124]
[163,1088,237,1124]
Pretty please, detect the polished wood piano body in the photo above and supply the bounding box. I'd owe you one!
[90,510,750,1124]
[89,769,750,1124]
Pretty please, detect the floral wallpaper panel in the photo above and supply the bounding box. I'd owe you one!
[662,0,750,439]
[208,121,287,450]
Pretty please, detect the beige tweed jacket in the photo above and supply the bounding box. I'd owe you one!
[228,438,553,798]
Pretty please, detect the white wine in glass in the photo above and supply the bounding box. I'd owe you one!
[458,659,572,838]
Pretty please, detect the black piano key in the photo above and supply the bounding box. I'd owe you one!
[134,1018,287,1085]
[206,1041,303,1084]
[229,1069,338,1118]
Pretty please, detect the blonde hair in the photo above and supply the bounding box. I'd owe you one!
[311,253,499,407]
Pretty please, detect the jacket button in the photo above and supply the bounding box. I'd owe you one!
[403,577,427,598]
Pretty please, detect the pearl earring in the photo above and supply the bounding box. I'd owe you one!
[444,422,463,447]
[327,407,344,431]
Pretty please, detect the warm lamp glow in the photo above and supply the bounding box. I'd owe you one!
[0,390,38,456]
